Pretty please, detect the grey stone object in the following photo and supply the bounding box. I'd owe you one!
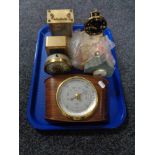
[84,54,115,77]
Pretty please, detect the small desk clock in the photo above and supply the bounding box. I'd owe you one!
[47,9,74,36]
[84,9,107,35]
[45,74,108,122]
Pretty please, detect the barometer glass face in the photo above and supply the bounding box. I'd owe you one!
[56,76,98,120]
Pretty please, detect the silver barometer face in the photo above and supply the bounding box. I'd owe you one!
[56,76,98,120]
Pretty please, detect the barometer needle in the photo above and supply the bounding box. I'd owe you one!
[70,93,81,101]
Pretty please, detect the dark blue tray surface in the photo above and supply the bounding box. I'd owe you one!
[27,24,126,130]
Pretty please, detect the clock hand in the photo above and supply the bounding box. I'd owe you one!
[76,94,81,101]
[70,96,76,101]
[70,93,81,101]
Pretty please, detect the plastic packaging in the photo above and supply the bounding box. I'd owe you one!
[68,31,116,77]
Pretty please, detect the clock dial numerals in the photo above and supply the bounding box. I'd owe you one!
[56,77,98,120]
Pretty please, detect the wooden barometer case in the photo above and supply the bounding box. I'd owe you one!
[45,74,108,123]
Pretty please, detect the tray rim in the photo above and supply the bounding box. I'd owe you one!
[27,24,127,130]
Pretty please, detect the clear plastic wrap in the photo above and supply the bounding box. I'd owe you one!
[68,31,116,76]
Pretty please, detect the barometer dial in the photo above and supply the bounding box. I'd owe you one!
[56,76,98,120]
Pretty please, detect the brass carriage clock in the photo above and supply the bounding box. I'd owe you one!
[47,9,74,36]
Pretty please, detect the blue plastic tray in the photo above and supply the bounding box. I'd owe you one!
[27,24,126,130]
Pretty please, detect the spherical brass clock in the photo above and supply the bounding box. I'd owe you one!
[56,76,98,120]
[84,10,107,35]
[44,53,72,74]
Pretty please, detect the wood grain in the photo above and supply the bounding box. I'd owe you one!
[45,74,108,123]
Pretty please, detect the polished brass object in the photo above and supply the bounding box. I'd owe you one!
[46,36,68,55]
[44,53,72,74]
[56,76,98,121]
[47,9,74,36]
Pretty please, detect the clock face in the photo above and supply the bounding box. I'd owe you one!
[56,76,98,120]
[84,17,107,35]
[44,54,71,74]
[45,61,71,73]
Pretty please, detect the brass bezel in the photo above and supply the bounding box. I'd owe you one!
[56,76,98,121]
[44,54,72,74]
